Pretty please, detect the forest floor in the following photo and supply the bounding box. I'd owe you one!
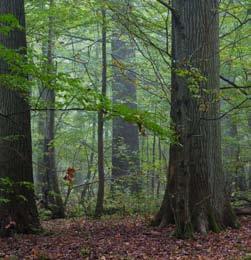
[0,216,250,260]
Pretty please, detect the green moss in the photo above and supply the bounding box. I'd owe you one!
[174,222,194,239]
[242,253,251,260]
[224,203,240,229]
[229,207,240,228]
[208,211,223,233]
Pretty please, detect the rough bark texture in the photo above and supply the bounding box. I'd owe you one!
[154,0,237,237]
[41,0,65,218]
[111,2,140,191]
[0,0,39,236]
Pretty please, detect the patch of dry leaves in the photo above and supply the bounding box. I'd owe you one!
[0,216,250,259]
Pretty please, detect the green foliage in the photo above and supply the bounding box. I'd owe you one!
[80,246,91,258]
[21,0,250,221]
[0,14,21,34]
[0,177,13,205]
[0,177,34,206]
[175,66,207,96]
[38,208,53,221]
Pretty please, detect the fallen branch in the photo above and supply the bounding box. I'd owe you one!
[234,207,251,216]
[233,196,251,204]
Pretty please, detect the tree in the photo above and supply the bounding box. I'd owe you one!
[111,2,140,191]
[247,115,251,189]
[95,8,107,217]
[224,115,247,191]
[40,0,65,219]
[154,0,238,237]
[0,0,39,236]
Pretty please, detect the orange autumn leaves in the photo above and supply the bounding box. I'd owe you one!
[64,167,76,185]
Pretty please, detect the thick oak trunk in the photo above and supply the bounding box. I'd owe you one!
[0,0,39,236]
[111,3,140,192]
[154,0,237,237]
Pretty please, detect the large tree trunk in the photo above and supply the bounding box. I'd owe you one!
[111,2,140,192]
[154,0,237,237]
[0,0,39,236]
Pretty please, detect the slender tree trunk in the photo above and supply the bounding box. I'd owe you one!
[146,135,150,190]
[224,116,239,192]
[247,115,251,189]
[154,0,237,237]
[140,136,145,166]
[247,11,251,188]
[35,101,45,196]
[111,2,140,192]
[0,0,39,236]
[81,114,96,201]
[151,134,156,196]
[95,9,107,217]
[233,134,246,192]
[42,0,64,218]
[33,0,46,199]
[156,137,162,198]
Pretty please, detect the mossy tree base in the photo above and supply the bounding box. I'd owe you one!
[153,196,238,239]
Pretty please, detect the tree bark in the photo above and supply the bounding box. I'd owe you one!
[81,114,96,202]
[95,9,107,218]
[248,115,251,189]
[154,0,237,237]
[151,134,156,196]
[156,137,162,198]
[111,1,140,192]
[41,0,65,218]
[0,0,39,236]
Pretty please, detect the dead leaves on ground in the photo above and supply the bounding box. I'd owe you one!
[0,216,250,259]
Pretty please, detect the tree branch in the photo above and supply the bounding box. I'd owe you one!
[220,75,249,96]
[156,0,181,25]
[156,0,176,13]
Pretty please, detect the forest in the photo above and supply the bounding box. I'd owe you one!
[0,0,250,259]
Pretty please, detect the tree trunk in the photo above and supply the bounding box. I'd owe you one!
[223,116,246,192]
[151,134,156,196]
[95,9,107,218]
[35,99,45,196]
[81,114,96,202]
[154,0,237,237]
[33,0,46,200]
[0,0,39,236]
[111,2,140,192]
[248,115,251,189]
[156,137,162,198]
[41,0,65,218]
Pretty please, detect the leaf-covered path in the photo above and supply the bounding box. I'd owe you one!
[0,216,250,259]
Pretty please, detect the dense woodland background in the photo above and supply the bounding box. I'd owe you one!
[0,0,250,258]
